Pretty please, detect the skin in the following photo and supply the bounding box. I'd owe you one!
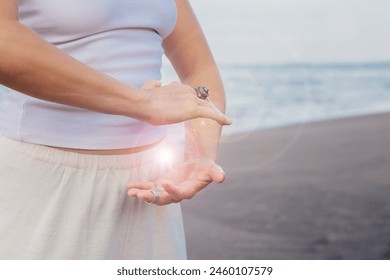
[127,0,229,205]
[0,0,230,205]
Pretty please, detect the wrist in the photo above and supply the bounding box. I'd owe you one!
[184,135,218,162]
[185,119,220,162]
[184,153,216,164]
[120,86,152,122]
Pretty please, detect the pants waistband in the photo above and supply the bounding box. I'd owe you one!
[0,135,160,170]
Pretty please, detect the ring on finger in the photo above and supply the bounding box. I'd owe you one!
[145,188,165,204]
[194,86,209,100]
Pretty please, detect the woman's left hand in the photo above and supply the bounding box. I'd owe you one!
[127,158,225,205]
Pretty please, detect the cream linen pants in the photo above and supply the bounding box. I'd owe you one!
[0,135,186,259]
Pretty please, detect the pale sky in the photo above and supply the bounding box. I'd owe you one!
[190,0,390,64]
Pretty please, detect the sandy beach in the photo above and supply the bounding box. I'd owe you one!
[182,112,390,259]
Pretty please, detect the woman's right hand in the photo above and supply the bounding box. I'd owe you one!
[139,80,232,126]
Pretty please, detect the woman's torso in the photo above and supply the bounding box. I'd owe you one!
[0,0,177,151]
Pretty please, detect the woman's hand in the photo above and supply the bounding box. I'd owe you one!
[139,81,232,126]
[127,157,225,205]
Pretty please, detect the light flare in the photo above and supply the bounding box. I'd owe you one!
[158,147,173,166]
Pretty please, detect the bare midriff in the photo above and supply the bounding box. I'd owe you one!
[47,140,161,155]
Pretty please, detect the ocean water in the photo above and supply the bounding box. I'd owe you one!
[162,62,390,135]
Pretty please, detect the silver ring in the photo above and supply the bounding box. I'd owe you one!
[194,86,209,100]
[145,188,165,204]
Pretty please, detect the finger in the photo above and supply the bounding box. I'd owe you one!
[163,179,208,201]
[194,95,233,125]
[127,181,155,190]
[154,178,181,196]
[155,191,182,205]
[131,188,181,206]
[195,97,212,106]
[157,179,189,201]
[196,106,233,126]
[209,164,226,183]
[136,189,156,203]
[127,188,141,197]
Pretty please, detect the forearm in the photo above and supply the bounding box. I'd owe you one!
[182,66,226,161]
[163,0,228,161]
[0,20,145,118]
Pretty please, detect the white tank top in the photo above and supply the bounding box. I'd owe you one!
[0,0,177,149]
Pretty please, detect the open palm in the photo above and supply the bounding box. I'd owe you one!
[127,158,225,205]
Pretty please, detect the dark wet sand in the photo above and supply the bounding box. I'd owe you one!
[182,113,390,259]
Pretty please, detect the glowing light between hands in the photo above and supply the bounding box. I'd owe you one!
[158,148,173,165]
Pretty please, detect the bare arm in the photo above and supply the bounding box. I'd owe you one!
[127,0,231,205]
[0,0,231,126]
[0,0,148,118]
[163,0,226,160]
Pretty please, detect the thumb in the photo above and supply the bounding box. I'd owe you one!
[210,163,226,183]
